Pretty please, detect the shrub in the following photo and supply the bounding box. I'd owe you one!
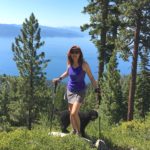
[0,128,96,150]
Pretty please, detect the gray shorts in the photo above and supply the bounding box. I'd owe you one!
[64,89,86,104]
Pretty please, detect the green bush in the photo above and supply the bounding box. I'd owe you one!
[102,118,150,150]
[83,114,150,150]
[0,128,96,150]
[1,115,150,150]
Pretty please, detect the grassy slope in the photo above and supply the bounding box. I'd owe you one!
[1,116,150,150]
[0,127,96,150]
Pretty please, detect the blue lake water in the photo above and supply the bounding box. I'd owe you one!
[0,37,131,82]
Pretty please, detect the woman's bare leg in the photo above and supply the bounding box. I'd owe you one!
[70,102,82,133]
[68,104,76,132]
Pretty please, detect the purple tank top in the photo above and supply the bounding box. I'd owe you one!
[67,65,86,92]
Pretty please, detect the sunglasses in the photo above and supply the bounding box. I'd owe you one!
[70,51,80,54]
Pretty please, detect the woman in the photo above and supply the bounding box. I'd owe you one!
[53,45,98,136]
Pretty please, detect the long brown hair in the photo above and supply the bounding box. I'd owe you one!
[67,45,84,66]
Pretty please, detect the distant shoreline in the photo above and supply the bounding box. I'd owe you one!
[0,23,88,38]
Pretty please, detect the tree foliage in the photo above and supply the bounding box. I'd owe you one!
[101,51,124,124]
[135,49,150,118]
[12,13,50,129]
[115,0,150,120]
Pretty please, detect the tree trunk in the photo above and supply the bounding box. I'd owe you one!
[28,62,34,130]
[127,14,141,121]
[28,108,32,130]
[97,0,108,102]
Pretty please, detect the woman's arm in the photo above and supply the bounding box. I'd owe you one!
[59,70,68,80]
[83,62,97,89]
[52,66,69,83]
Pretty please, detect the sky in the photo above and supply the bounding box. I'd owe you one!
[0,0,90,27]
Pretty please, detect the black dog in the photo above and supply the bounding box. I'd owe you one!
[60,110,98,137]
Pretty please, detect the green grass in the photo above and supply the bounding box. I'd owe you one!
[1,116,150,150]
[85,116,150,150]
[0,126,96,150]
[102,119,150,150]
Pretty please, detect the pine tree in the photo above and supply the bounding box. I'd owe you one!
[12,13,50,129]
[81,0,108,101]
[9,76,29,126]
[101,51,123,124]
[81,0,122,102]
[116,0,150,120]
[120,75,130,120]
[135,49,150,118]
[0,75,11,123]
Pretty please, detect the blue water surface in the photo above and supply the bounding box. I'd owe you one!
[0,37,131,82]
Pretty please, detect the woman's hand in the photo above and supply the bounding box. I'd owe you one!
[52,70,68,84]
[52,78,61,83]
